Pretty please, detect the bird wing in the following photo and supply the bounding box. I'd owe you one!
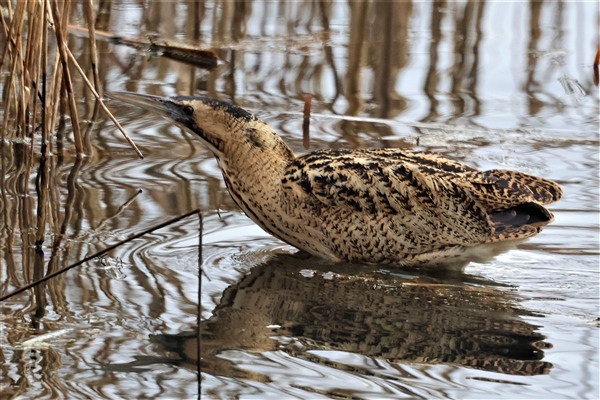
[282,149,494,244]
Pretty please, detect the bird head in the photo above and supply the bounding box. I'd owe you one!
[107,92,294,162]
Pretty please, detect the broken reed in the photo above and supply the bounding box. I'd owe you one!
[0,0,140,158]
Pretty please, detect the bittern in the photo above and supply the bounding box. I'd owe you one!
[108,92,562,269]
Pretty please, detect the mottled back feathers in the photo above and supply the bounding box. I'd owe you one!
[283,149,562,253]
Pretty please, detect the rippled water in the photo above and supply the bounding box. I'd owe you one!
[1,1,598,399]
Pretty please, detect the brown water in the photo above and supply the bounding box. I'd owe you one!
[1,1,598,399]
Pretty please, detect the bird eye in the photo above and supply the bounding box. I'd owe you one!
[183,105,194,115]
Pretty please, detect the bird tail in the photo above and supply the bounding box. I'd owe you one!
[456,169,563,243]
[458,169,563,209]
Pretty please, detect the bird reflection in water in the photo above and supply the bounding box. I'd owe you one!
[141,253,552,383]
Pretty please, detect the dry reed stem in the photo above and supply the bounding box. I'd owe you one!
[25,0,44,140]
[50,0,83,155]
[83,0,100,93]
[46,52,62,142]
[41,0,49,156]
[2,0,140,158]
[0,0,22,71]
[0,6,8,37]
[2,1,25,137]
[82,190,142,240]
[65,47,144,159]
[594,45,599,87]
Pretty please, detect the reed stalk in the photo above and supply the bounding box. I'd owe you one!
[50,0,83,154]
[0,0,139,157]
[41,0,49,157]
[65,47,144,158]
[0,0,143,288]
[83,0,100,93]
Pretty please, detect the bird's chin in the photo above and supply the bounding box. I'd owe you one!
[192,133,224,159]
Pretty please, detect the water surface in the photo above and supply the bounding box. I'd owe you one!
[1,1,598,399]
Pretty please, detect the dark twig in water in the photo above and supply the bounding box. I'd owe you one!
[197,208,203,399]
[302,93,312,150]
[594,45,599,87]
[78,190,143,242]
[0,209,202,302]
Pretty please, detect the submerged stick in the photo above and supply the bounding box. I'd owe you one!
[78,190,143,244]
[147,40,219,71]
[0,209,201,302]
[68,25,219,70]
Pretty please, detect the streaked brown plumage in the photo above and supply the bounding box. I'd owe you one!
[108,92,563,269]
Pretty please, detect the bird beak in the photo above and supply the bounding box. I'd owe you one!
[106,91,212,151]
[105,91,174,117]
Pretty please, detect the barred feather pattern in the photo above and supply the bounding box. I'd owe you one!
[281,149,562,266]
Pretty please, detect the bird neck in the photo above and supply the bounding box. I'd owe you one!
[215,125,296,203]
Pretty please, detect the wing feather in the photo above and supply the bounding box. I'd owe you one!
[283,149,494,244]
